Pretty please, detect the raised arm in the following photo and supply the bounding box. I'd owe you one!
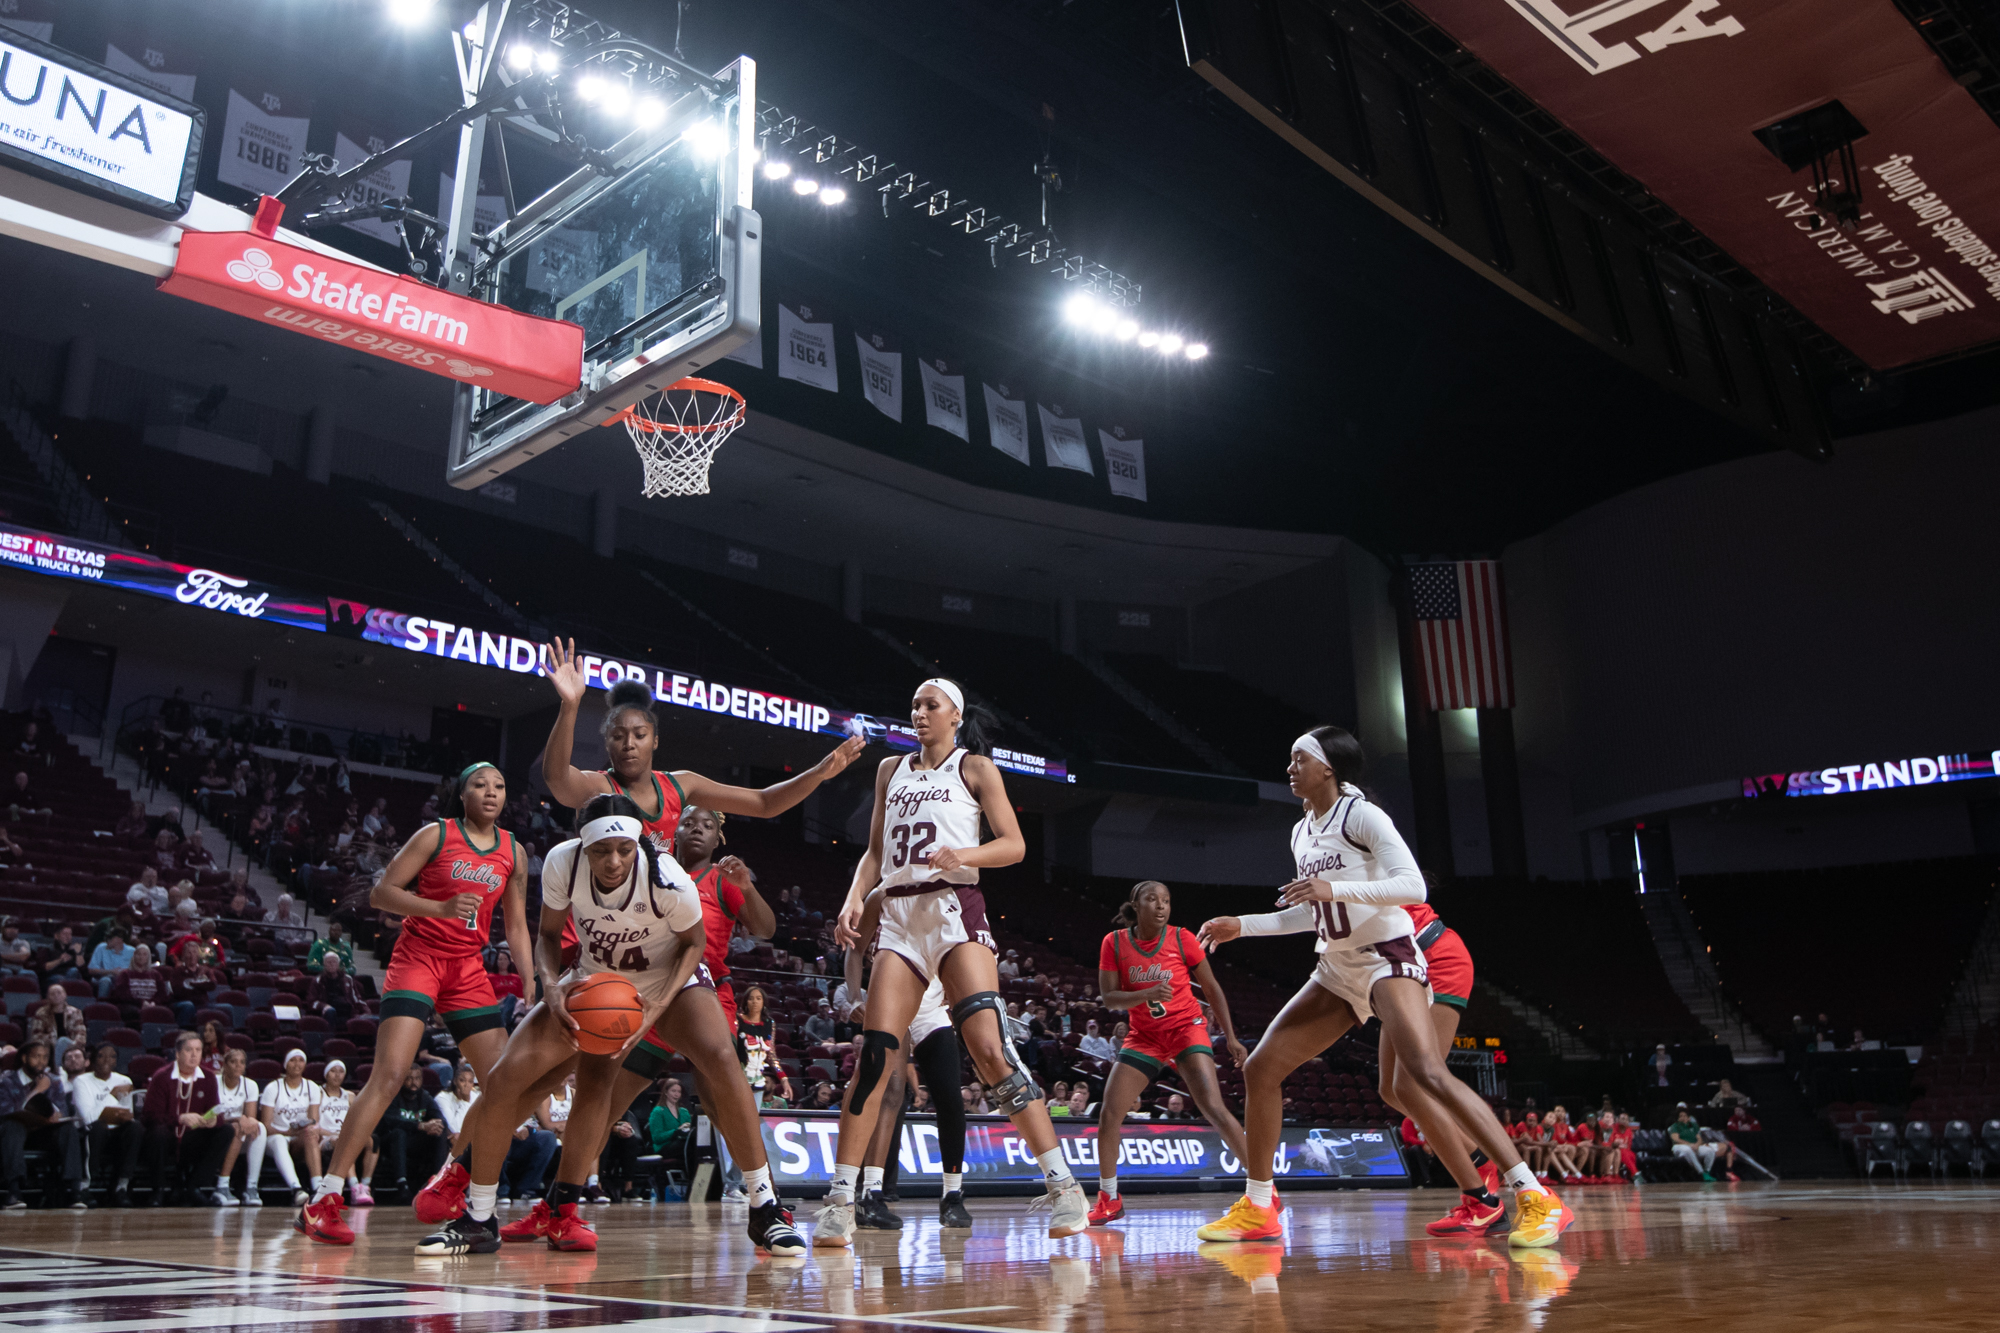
[1279,804,1426,909]
[539,638,619,810]
[926,754,1024,874]
[675,736,866,820]
[1198,903,1317,952]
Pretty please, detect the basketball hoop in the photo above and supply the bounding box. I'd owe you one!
[601,377,748,498]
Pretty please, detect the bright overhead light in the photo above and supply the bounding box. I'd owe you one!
[536,49,561,73]
[819,186,848,205]
[1157,333,1184,354]
[1114,319,1138,340]
[635,98,666,128]
[1090,306,1117,333]
[1137,330,1159,347]
[460,19,481,40]
[793,177,820,195]
[506,44,535,70]
[762,159,792,180]
[386,0,433,26]
[1184,342,1209,360]
[1065,293,1099,325]
[686,118,727,158]
[599,82,631,114]
[576,75,604,103]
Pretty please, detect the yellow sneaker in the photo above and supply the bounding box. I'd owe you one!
[1508,1188,1573,1248]
[1196,1195,1284,1242]
[1199,1240,1285,1292]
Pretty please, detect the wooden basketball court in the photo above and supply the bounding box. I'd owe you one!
[9,1183,1996,1332]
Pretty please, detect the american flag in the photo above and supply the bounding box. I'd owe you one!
[1409,560,1514,710]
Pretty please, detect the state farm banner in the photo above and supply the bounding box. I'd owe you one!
[161,231,584,404]
[1400,0,2000,368]
[0,520,325,631]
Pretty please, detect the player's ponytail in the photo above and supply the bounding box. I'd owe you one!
[1111,880,1167,928]
[600,679,659,739]
[1308,724,1367,789]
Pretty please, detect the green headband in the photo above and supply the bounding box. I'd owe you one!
[458,761,498,783]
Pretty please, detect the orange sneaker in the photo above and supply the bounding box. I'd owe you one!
[294,1194,354,1245]
[1195,1195,1283,1242]
[414,1161,470,1226]
[1508,1188,1575,1248]
[500,1199,555,1243]
[545,1202,598,1251]
[1426,1195,1508,1237]
[1088,1192,1124,1225]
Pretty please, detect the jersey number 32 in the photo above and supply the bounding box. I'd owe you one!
[888,821,937,869]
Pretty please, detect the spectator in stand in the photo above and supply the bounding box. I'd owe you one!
[264,894,310,949]
[0,826,23,868]
[1048,1083,1073,1118]
[306,951,359,1026]
[1650,1044,1673,1088]
[170,939,226,1008]
[1668,1105,1716,1181]
[37,927,87,986]
[1111,1020,1128,1054]
[1544,1106,1586,1184]
[114,801,148,840]
[0,1039,85,1209]
[910,1085,931,1114]
[1726,1104,1762,1134]
[112,946,170,1014]
[1067,1086,1090,1118]
[602,1109,646,1200]
[151,830,181,876]
[1707,1078,1752,1109]
[961,1085,989,1115]
[361,799,389,839]
[225,868,261,914]
[376,1063,446,1202]
[257,1049,321,1202]
[1600,1112,1637,1181]
[128,868,168,916]
[809,1082,837,1111]
[7,772,50,822]
[1513,1110,1550,1178]
[210,1047,265,1206]
[1849,1028,1876,1050]
[997,949,1020,980]
[306,923,354,972]
[12,722,45,762]
[498,1095,560,1203]
[168,919,227,972]
[75,1042,139,1205]
[141,1031,226,1205]
[1164,1093,1191,1121]
[435,1062,479,1138]
[180,832,216,875]
[1080,1019,1116,1063]
[87,927,135,998]
[166,882,201,927]
[29,984,87,1065]
[0,919,30,974]
[803,1000,837,1046]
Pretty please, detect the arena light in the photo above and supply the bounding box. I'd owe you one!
[1157,333,1184,354]
[1115,319,1138,340]
[386,0,434,26]
[635,98,666,128]
[762,159,792,180]
[1184,342,1209,360]
[819,186,848,205]
[576,75,604,103]
[506,43,536,70]
[792,177,820,195]
[686,119,727,159]
[1065,293,1099,326]
[536,48,561,73]
[1090,305,1117,333]
[1137,330,1159,347]
[599,81,631,115]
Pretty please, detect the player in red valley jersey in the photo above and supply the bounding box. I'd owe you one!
[1090,880,1251,1224]
[296,762,531,1244]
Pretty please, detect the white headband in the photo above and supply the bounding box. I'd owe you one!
[323,1059,347,1075]
[580,815,644,847]
[1292,732,1331,771]
[284,1048,307,1067]
[920,678,964,711]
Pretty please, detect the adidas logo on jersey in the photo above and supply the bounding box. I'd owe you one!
[450,860,503,890]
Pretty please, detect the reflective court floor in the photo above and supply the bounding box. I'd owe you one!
[7,1184,1999,1333]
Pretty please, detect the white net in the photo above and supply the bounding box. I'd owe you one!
[607,378,747,498]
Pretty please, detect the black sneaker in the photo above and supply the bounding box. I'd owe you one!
[939,1190,973,1228]
[584,1183,612,1204]
[856,1190,904,1231]
[414,1212,501,1256]
[749,1200,807,1256]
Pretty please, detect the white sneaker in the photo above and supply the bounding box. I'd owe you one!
[813,1200,856,1248]
[1035,1178,1087,1239]
[211,1184,240,1207]
[242,1188,264,1207]
[722,1186,748,1202]
[293,1190,311,1207]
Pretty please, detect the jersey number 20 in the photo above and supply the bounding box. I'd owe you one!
[588,940,648,971]
[889,821,937,869]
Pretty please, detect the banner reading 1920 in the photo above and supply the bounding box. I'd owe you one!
[756,1111,1408,1193]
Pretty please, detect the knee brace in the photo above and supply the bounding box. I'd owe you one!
[949,991,1042,1114]
[848,1029,900,1107]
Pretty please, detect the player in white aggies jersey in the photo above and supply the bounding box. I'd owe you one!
[1196,725,1574,1249]
[813,678,1088,1246]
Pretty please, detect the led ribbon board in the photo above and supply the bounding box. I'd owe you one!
[1743,751,2000,799]
[0,521,326,631]
[0,29,203,218]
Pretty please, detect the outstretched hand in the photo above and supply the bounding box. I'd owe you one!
[545,637,588,707]
[1197,916,1241,952]
[814,735,867,780]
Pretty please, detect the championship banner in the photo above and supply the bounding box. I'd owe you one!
[1038,402,1092,474]
[102,39,198,102]
[0,520,326,631]
[1743,748,2000,800]
[332,128,412,247]
[856,329,903,421]
[0,0,54,42]
[436,171,507,239]
[1399,0,2000,368]
[161,231,585,404]
[1099,424,1146,500]
[777,300,838,392]
[759,1111,1407,1192]
[919,357,969,441]
[983,382,1029,465]
[216,84,309,197]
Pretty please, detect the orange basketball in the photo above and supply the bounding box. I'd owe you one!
[565,972,645,1055]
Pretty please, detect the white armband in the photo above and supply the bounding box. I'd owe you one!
[1236,905,1317,937]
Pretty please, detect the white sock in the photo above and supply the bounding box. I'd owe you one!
[217,1175,231,1190]
[1246,1177,1274,1207]
[1504,1162,1548,1195]
[354,1174,368,1185]
[1035,1148,1073,1184]
[862,1166,884,1194]
[1099,1173,1118,1199]
[313,1176,343,1202]
[942,1171,963,1195]
[466,1182,498,1223]
[586,1174,599,1187]
[744,1165,776,1209]
[830,1163,859,1204]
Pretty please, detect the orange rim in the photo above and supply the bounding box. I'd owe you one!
[603,377,747,435]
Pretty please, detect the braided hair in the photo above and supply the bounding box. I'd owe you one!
[576,792,671,916]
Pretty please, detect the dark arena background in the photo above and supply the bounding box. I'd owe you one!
[0,0,1998,1327]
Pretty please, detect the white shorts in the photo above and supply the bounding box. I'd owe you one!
[876,885,994,982]
[1310,935,1431,1023]
[909,975,952,1045]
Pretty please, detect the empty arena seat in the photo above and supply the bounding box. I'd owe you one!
[1903,1121,1938,1175]
[297,1015,331,1056]
[138,1006,175,1050]
[1861,1122,1904,1177]
[3,977,39,1018]
[81,1002,121,1045]
[322,1038,358,1061]
[248,1058,283,1084]
[224,1033,255,1056]
[105,1027,143,1072]
[128,1055,164,1085]
[214,990,251,1027]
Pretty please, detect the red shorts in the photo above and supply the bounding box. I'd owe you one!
[1426,927,1474,1010]
[1117,1016,1213,1076]
[630,965,721,1068]
[381,946,503,1037]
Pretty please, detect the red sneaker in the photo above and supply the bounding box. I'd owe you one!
[500,1199,555,1243]
[1425,1195,1507,1237]
[294,1194,354,1245]
[1088,1192,1124,1225]
[1477,1159,1502,1197]
[415,1161,470,1225]
[545,1202,598,1251]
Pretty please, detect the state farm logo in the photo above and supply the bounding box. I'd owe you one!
[444,359,493,379]
[226,248,284,292]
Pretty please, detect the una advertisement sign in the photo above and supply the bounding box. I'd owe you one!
[1743,750,2000,799]
[161,231,584,404]
[759,1111,1406,1190]
[0,27,202,217]
[324,597,1075,784]
[0,521,326,631]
